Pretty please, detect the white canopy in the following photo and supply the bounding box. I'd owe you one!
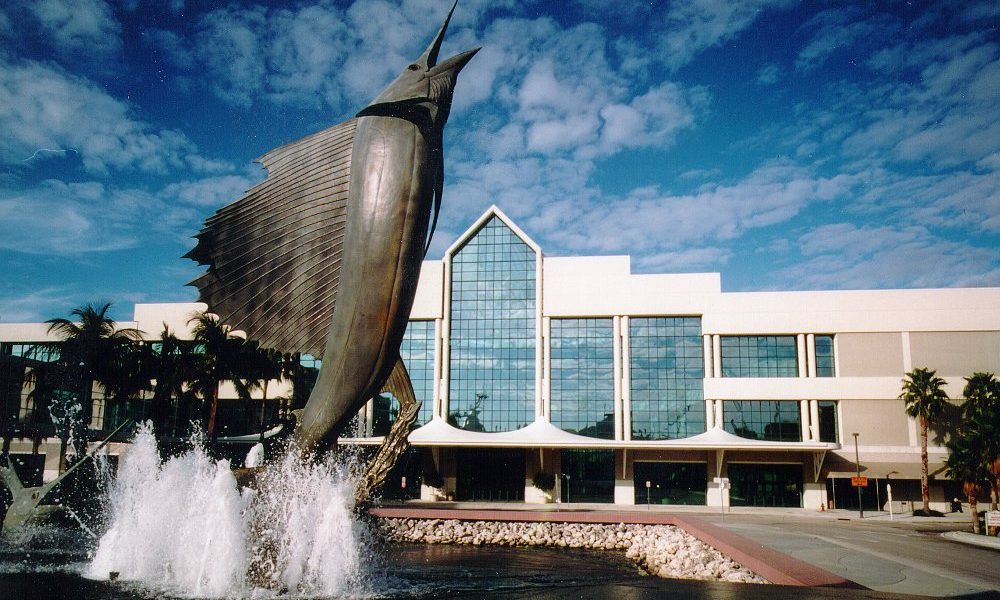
[401,418,838,451]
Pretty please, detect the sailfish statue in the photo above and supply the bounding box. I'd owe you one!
[186,2,478,456]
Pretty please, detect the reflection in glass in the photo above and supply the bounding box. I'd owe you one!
[720,335,798,377]
[629,317,704,440]
[449,216,536,432]
[551,319,614,439]
[815,335,835,377]
[722,400,801,442]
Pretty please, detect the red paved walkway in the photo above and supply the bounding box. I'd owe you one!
[369,506,863,589]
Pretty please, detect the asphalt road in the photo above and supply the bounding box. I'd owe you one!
[706,514,1000,598]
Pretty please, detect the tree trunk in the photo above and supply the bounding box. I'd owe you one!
[207,383,219,439]
[920,415,930,513]
[969,495,980,534]
[259,381,269,442]
[58,436,68,474]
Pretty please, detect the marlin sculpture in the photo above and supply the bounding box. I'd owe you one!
[186,2,477,456]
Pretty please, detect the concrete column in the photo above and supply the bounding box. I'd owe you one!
[800,400,810,442]
[364,399,373,437]
[706,399,716,429]
[714,400,723,429]
[541,316,551,419]
[614,450,634,505]
[702,334,713,378]
[807,333,817,377]
[707,480,730,508]
[712,334,721,377]
[803,483,827,511]
[534,254,543,422]
[613,316,623,440]
[810,399,820,441]
[622,316,632,441]
[797,334,807,377]
[440,257,453,421]
[433,318,443,419]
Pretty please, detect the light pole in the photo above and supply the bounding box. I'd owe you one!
[853,432,863,519]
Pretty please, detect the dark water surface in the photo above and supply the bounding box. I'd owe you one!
[1,526,928,600]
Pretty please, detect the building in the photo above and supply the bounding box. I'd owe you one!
[3,206,999,511]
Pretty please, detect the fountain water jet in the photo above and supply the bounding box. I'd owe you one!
[87,425,372,597]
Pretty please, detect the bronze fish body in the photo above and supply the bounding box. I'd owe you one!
[186,3,477,454]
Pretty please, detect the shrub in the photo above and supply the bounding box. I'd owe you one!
[532,472,556,491]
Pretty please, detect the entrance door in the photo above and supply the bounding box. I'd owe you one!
[560,450,614,503]
[728,463,803,507]
[633,462,707,505]
[455,449,525,501]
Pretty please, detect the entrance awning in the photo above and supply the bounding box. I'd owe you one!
[399,418,839,452]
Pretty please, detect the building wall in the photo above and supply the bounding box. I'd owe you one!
[909,331,1000,376]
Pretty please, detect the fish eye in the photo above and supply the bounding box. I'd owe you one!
[407,64,420,71]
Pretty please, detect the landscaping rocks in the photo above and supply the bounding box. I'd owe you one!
[377,518,767,584]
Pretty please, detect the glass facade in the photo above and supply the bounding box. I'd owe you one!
[720,335,798,377]
[633,462,707,505]
[550,319,614,439]
[448,216,536,432]
[728,463,803,507]
[560,449,615,503]
[722,400,801,442]
[377,320,436,429]
[815,335,835,377]
[629,317,704,440]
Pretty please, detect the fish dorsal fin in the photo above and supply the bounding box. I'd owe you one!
[186,119,357,356]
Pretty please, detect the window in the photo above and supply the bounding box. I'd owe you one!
[720,335,798,377]
[815,335,835,377]
[818,400,838,442]
[449,216,536,432]
[397,320,436,426]
[550,319,614,439]
[629,317,704,440]
[722,400,801,442]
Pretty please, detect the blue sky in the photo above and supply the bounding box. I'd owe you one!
[0,0,997,323]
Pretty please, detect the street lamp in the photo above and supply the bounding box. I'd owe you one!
[853,432,863,519]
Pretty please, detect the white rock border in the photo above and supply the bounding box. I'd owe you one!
[377,518,768,584]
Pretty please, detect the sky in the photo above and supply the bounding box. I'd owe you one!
[0,0,997,324]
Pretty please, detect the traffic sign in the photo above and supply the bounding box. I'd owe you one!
[851,476,868,487]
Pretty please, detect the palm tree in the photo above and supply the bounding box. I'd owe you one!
[46,302,142,468]
[946,432,990,534]
[149,325,199,438]
[900,367,949,514]
[962,372,1000,513]
[188,312,244,438]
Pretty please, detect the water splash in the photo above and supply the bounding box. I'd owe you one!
[86,424,372,598]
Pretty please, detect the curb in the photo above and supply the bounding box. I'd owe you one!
[941,531,1000,552]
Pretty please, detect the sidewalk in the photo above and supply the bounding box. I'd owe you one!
[942,531,1000,552]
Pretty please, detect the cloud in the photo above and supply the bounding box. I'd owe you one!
[0,286,79,323]
[795,8,896,71]
[0,168,262,257]
[755,63,780,85]
[0,0,123,67]
[0,58,219,175]
[657,0,795,72]
[779,223,1000,289]
[159,171,265,209]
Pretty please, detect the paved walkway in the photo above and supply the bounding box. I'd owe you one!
[372,502,1000,598]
